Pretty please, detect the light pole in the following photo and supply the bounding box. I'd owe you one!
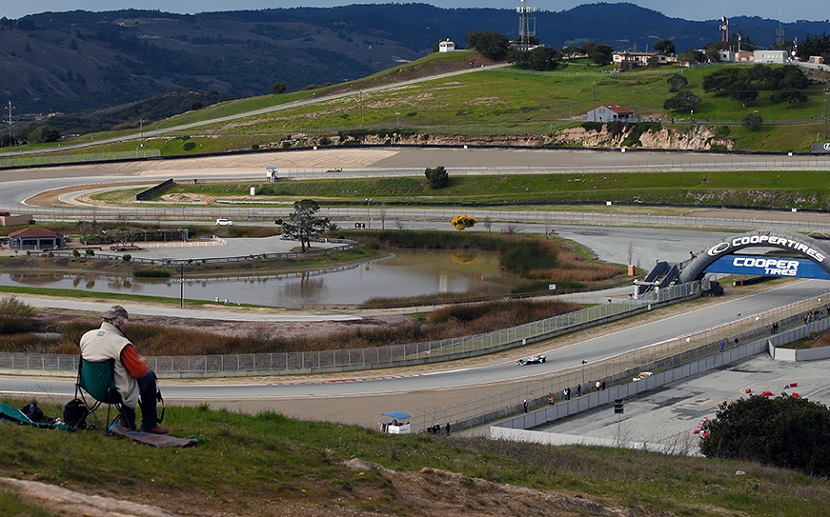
[139,118,145,148]
[396,112,400,128]
[365,198,372,229]
[581,359,587,385]
[824,88,829,140]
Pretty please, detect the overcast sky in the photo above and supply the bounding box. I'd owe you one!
[4,1,826,23]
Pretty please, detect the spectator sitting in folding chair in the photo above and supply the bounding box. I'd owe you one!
[79,305,169,435]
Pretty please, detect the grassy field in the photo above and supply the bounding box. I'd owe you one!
[1,399,828,516]
[146,169,830,211]
[9,55,829,161]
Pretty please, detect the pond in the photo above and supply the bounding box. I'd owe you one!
[0,249,525,308]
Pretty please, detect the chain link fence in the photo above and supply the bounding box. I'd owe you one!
[0,282,697,377]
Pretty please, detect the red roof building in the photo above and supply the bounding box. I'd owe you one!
[586,104,635,123]
[8,227,65,250]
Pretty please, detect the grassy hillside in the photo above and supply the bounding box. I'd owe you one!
[1,400,828,516]
[5,58,830,159]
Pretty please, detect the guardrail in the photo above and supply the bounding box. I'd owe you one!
[44,238,358,266]
[421,289,830,435]
[9,205,830,235]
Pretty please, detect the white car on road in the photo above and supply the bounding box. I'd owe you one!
[215,218,233,226]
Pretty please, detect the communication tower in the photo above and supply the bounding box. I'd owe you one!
[516,0,535,50]
[720,16,729,43]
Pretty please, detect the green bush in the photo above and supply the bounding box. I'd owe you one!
[424,166,449,189]
[701,394,830,477]
[0,297,36,334]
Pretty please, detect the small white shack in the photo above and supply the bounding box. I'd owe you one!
[438,39,456,52]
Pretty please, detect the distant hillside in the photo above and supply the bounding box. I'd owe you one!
[1,3,828,117]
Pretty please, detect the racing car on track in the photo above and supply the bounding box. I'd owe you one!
[516,354,546,366]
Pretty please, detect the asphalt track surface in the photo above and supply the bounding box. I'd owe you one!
[3,148,830,434]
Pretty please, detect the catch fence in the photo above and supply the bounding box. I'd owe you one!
[0,283,697,378]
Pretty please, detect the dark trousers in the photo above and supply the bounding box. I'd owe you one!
[121,370,161,430]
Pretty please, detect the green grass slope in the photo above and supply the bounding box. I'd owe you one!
[155,170,830,211]
[9,56,829,160]
[1,401,828,516]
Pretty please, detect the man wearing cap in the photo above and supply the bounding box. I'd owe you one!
[79,305,169,434]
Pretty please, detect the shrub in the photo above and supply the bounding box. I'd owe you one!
[425,166,449,189]
[743,112,763,131]
[701,394,830,477]
[0,296,36,334]
[451,215,477,230]
[663,91,701,112]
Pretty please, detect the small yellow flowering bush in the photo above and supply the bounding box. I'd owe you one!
[451,215,477,231]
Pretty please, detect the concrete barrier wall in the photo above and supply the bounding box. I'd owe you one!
[768,318,830,361]
[492,337,771,434]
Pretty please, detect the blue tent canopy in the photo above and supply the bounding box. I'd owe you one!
[381,411,411,420]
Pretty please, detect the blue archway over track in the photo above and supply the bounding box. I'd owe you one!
[679,230,830,283]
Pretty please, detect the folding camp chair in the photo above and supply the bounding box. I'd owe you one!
[73,357,125,434]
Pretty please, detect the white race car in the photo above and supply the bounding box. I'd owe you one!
[517,355,546,366]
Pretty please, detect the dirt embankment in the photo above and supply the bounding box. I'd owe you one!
[254,124,732,152]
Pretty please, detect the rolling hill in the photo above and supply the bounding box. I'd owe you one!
[2,2,829,118]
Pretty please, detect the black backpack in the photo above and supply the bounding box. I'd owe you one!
[63,399,89,429]
[20,402,46,423]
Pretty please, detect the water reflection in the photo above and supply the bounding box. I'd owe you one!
[0,249,522,308]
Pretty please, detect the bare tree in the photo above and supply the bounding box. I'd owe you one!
[483,216,492,233]
[379,204,387,230]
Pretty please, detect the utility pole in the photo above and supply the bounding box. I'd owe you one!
[359,91,363,128]
[592,82,597,122]
[5,101,13,147]
[139,118,145,148]
[824,88,829,140]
